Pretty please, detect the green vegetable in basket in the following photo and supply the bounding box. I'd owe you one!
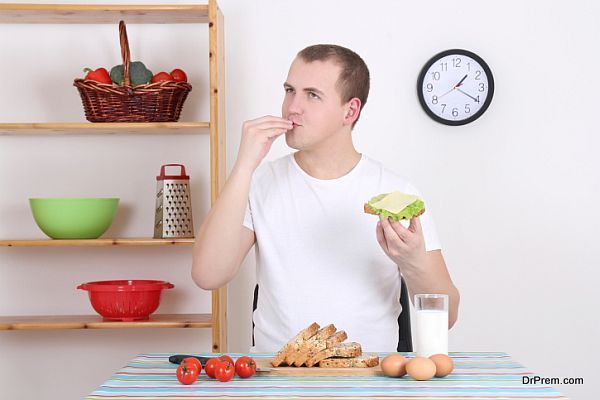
[110,61,153,86]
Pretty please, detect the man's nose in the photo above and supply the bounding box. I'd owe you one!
[285,95,303,116]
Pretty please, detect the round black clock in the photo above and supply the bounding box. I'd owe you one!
[417,49,494,126]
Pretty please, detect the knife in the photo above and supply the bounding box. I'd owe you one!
[168,354,272,373]
[169,354,211,366]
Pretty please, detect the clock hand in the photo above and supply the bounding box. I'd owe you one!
[439,74,469,99]
[438,87,455,99]
[455,74,468,88]
[456,88,478,102]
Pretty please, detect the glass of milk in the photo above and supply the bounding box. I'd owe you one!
[414,294,448,357]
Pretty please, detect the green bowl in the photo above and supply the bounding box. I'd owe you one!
[29,198,119,239]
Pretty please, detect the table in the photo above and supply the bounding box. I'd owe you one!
[87,352,568,399]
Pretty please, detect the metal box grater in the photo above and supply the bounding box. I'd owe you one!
[153,164,194,239]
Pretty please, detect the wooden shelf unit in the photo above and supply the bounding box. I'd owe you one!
[0,4,210,24]
[0,122,210,135]
[0,238,195,247]
[0,2,227,351]
[0,314,212,330]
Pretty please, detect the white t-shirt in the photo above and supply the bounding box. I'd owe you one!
[243,153,441,352]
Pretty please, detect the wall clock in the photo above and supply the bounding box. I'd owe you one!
[417,49,494,126]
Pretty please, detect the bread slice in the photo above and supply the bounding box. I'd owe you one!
[332,341,362,357]
[325,330,348,348]
[305,341,362,368]
[270,322,319,367]
[290,324,337,367]
[318,353,379,368]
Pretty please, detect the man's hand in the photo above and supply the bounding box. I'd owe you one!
[375,216,427,274]
[234,116,293,173]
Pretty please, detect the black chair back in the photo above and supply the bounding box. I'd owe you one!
[252,279,413,351]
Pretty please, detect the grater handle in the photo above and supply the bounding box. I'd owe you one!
[157,164,189,180]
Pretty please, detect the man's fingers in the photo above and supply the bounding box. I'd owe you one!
[379,216,398,240]
[257,121,294,132]
[388,218,410,242]
[380,216,409,244]
[381,217,410,254]
[409,216,422,234]
[376,220,389,253]
[261,128,288,140]
[247,115,293,128]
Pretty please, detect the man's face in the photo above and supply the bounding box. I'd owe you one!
[282,58,348,151]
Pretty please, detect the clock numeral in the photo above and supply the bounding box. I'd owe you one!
[475,96,481,103]
[431,95,438,104]
[452,108,459,117]
[467,62,471,72]
[426,83,434,92]
[441,104,447,113]
[431,71,441,81]
[452,58,462,68]
[440,62,448,71]
[475,71,482,80]
[465,104,471,114]
[478,83,485,92]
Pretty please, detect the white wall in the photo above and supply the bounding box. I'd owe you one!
[1,0,598,398]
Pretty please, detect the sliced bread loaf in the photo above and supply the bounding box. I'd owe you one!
[270,322,319,367]
[290,323,337,367]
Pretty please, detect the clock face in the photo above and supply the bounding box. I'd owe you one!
[417,49,494,126]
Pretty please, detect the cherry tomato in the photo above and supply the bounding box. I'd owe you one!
[182,357,202,375]
[235,356,257,378]
[170,68,188,82]
[218,355,234,365]
[205,357,220,379]
[215,360,235,382]
[151,71,173,83]
[176,364,199,385]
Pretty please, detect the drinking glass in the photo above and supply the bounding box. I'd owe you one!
[414,293,448,357]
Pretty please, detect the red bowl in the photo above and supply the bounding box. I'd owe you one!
[77,280,174,321]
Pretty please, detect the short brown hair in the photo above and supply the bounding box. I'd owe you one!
[297,44,370,127]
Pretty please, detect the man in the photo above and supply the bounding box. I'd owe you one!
[192,44,459,352]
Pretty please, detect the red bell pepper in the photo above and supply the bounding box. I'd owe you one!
[83,67,112,84]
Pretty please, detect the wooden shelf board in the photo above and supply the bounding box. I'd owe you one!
[0,313,212,330]
[0,238,195,247]
[0,4,210,24]
[0,122,209,135]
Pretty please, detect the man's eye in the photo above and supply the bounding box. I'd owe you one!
[309,92,320,99]
[285,88,294,93]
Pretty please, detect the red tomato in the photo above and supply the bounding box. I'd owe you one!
[170,68,188,82]
[151,71,173,83]
[218,355,234,365]
[176,364,199,385]
[205,357,220,379]
[182,357,202,375]
[215,360,235,382]
[235,356,256,378]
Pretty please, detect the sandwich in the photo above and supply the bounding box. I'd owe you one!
[364,191,425,221]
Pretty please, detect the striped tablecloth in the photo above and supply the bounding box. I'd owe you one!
[87,352,568,399]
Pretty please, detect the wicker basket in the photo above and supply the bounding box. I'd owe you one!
[74,21,192,123]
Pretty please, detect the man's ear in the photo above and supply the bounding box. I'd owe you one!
[344,97,362,125]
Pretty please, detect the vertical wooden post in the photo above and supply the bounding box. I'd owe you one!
[208,0,227,353]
